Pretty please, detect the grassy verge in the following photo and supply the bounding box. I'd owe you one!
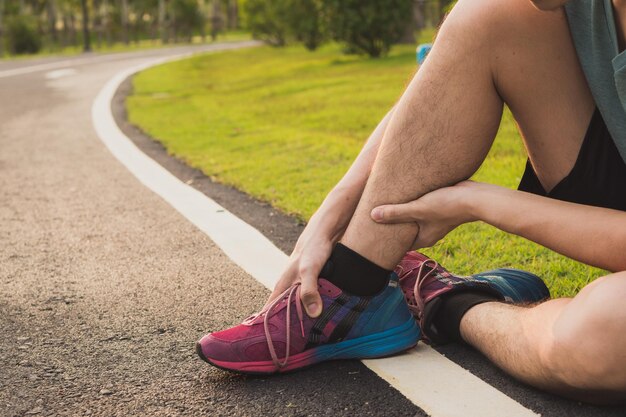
[127,36,604,298]
[1,31,251,60]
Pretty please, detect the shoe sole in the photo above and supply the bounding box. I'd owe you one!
[196,316,421,375]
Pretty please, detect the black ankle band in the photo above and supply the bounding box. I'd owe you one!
[432,291,498,343]
[319,243,391,296]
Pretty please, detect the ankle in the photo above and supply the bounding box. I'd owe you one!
[432,291,499,343]
[320,243,391,296]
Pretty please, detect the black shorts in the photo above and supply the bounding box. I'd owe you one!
[518,108,626,211]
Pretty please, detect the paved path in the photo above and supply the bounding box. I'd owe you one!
[0,42,422,417]
[0,44,624,416]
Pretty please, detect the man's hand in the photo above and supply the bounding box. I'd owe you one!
[267,214,342,318]
[373,179,626,273]
[370,180,478,248]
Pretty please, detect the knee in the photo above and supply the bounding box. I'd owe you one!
[438,0,565,66]
[542,272,626,392]
[444,0,559,39]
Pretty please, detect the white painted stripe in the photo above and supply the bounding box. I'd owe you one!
[0,42,259,79]
[45,68,77,79]
[1,54,121,79]
[92,50,539,417]
[364,347,538,417]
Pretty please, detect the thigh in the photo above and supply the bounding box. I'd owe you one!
[488,0,595,192]
[551,272,626,394]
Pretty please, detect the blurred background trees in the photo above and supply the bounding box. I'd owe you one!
[323,0,413,57]
[242,0,451,57]
[0,0,452,58]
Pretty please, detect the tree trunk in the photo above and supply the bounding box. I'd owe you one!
[158,0,168,44]
[69,12,78,47]
[121,0,129,45]
[399,0,420,44]
[210,0,221,41]
[0,0,4,57]
[171,14,177,43]
[198,0,206,42]
[93,0,102,49]
[227,0,238,30]
[81,0,91,52]
[414,0,425,30]
[231,0,238,29]
[47,0,58,49]
[438,0,452,25]
[61,13,67,47]
[102,0,112,46]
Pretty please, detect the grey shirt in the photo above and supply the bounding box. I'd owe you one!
[565,0,626,163]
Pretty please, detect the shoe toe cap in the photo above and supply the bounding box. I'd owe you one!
[197,333,237,363]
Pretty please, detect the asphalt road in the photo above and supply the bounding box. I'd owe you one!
[1,43,625,416]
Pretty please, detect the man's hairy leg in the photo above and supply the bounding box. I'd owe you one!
[340,0,503,268]
[461,272,626,405]
[341,0,594,269]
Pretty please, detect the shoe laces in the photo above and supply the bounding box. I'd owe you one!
[247,284,306,370]
[405,259,439,321]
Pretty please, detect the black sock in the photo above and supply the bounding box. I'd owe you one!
[319,243,391,296]
[432,291,498,343]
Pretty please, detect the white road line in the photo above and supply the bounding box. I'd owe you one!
[0,54,120,79]
[0,42,259,79]
[45,68,77,79]
[92,50,539,417]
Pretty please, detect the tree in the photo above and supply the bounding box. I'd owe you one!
[226,0,237,29]
[120,0,129,44]
[170,0,204,42]
[58,0,79,48]
[287,0,324,51]
[0,0,5,57]
[6,15,42,54]
[210,0,222,41]
[323,0,413,57]
[47,0,59,48]
[398,0,424,44]
[243,0,289,46]
[158,0,168,43]
[80,0,91,51]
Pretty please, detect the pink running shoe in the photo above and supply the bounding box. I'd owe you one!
[196,275,420,374]
[395,251,549,344]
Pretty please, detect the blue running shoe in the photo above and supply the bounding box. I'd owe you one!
[197,274,420,374]
[395,251,550,344]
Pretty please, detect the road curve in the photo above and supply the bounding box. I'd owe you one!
[0,43,424,417]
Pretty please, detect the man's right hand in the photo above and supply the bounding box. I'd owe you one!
[266,219,337,318]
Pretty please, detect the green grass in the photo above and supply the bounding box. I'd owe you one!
[127,36,604,298]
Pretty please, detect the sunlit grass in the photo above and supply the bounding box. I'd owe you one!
[128,34,604,298]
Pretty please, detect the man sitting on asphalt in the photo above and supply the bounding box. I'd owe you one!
[197,0,626,404]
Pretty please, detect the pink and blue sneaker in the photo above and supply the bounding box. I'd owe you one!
[196,274,420,374]
[395,251,551,344]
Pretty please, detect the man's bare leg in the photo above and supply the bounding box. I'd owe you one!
[340,0,593,269]
[461,272,626,404]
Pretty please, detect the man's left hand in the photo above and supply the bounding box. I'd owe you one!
[370,180,479,248]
